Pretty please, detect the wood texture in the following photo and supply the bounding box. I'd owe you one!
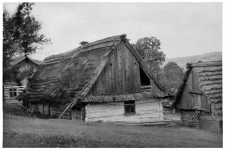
[85,99,163,123]
[181,110,200,127]
[181,72,210,111]
[89,42,141,95]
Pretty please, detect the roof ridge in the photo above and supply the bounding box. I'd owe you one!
[187,61,222,68]
[43,34,126,63]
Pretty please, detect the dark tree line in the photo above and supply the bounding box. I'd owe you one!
[3,2,51,81]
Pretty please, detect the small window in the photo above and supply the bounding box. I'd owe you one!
[9,88,17,97]
[140,67,150,86]
[191,94,201,109]
[124,100,136,115]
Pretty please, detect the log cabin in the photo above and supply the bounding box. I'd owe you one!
[18,34,168,123]
[4,56,42,100]
[172,61,222,133]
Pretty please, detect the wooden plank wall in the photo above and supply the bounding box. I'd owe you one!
[199,112,220,133]
[181,110,220,133]
[89,42,141,95]
[163,108,181,121]
[181,110,200,127]
[30,103,71,119]
[85,99,163,123]
[181,72,209,111]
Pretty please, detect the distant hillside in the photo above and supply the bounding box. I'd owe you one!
[163,52,222,69]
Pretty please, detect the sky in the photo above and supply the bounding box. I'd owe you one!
[3,2,222,61]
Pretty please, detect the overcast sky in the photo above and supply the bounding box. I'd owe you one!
[4,2,222,61]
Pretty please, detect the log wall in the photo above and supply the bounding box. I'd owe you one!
[85,99,163,123]
[29,103,71,119]
[181,110,221,133]
[181,110,200,128]
[163,107,181,121]
[199,112,221,133]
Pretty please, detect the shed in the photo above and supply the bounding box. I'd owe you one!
[4,56,43,100]
[172,61,222,132]
[12,55,43,86]
[18,34,167,123]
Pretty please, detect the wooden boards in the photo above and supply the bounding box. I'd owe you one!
[85,99,163,123]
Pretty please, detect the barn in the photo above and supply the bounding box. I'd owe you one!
[18,34,167,123]
[172,61,222,133]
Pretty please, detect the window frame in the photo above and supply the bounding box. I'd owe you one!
[9,88,17,98]
[124,100,136,115]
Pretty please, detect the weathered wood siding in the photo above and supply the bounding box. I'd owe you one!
[181,72,210,111]
[163,107,181,121]
[85,99,163,123]
[199,112,221,133]
[30,103,71,119]
[181,110,200,128]
[89,42,141,95]
[181,110,221,133]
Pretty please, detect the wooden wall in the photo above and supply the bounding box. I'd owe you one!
[181,110,200,128]
[29,103,71,119]
[181,72,210,111]
[85,99,163,123]
[199,112,221,133]
[89,42,141,95]
[181,110,221,133]
[163,107,181,121]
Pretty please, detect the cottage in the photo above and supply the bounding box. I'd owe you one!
[4,56,42,100]
[172,61,222,132]
[18,34,167,123]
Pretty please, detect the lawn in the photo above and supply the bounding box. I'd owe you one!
[3,102,223,148]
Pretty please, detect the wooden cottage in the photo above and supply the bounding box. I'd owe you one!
[4,56,42,100]
[18,34,167,123]
[172,61,222,132]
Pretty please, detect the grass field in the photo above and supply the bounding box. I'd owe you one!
[3,102,223,148]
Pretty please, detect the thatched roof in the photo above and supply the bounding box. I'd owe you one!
[173,61,222,120]
[19,34,166,109]
[12,56,43,66]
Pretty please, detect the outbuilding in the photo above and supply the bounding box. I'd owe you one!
[172,61,222,132]
[19,34,167,123]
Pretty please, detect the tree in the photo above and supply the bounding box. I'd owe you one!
[3,8,17,81]
[134,37,166,75]
[160,62,184,94]
[3,2,51,80]
[12,2,51,55]
[3,3,51,101]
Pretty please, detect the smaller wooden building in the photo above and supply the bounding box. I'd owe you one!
[173,61,222,133]
[4,56,42,100]
[11,56,43,87]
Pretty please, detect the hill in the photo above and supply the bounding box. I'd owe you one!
[164,52,222,69]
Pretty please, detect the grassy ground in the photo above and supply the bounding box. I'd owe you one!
[3,102,223,148]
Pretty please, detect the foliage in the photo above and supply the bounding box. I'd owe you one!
[3,2,51,82]
[12,3,51,54]
[159,62,184,94]
[134,37,166,75]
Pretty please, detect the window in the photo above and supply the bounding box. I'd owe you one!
[191,94,201,109]
[9,88,17,98]
[124,100,136,115]
[140,67,150,86]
